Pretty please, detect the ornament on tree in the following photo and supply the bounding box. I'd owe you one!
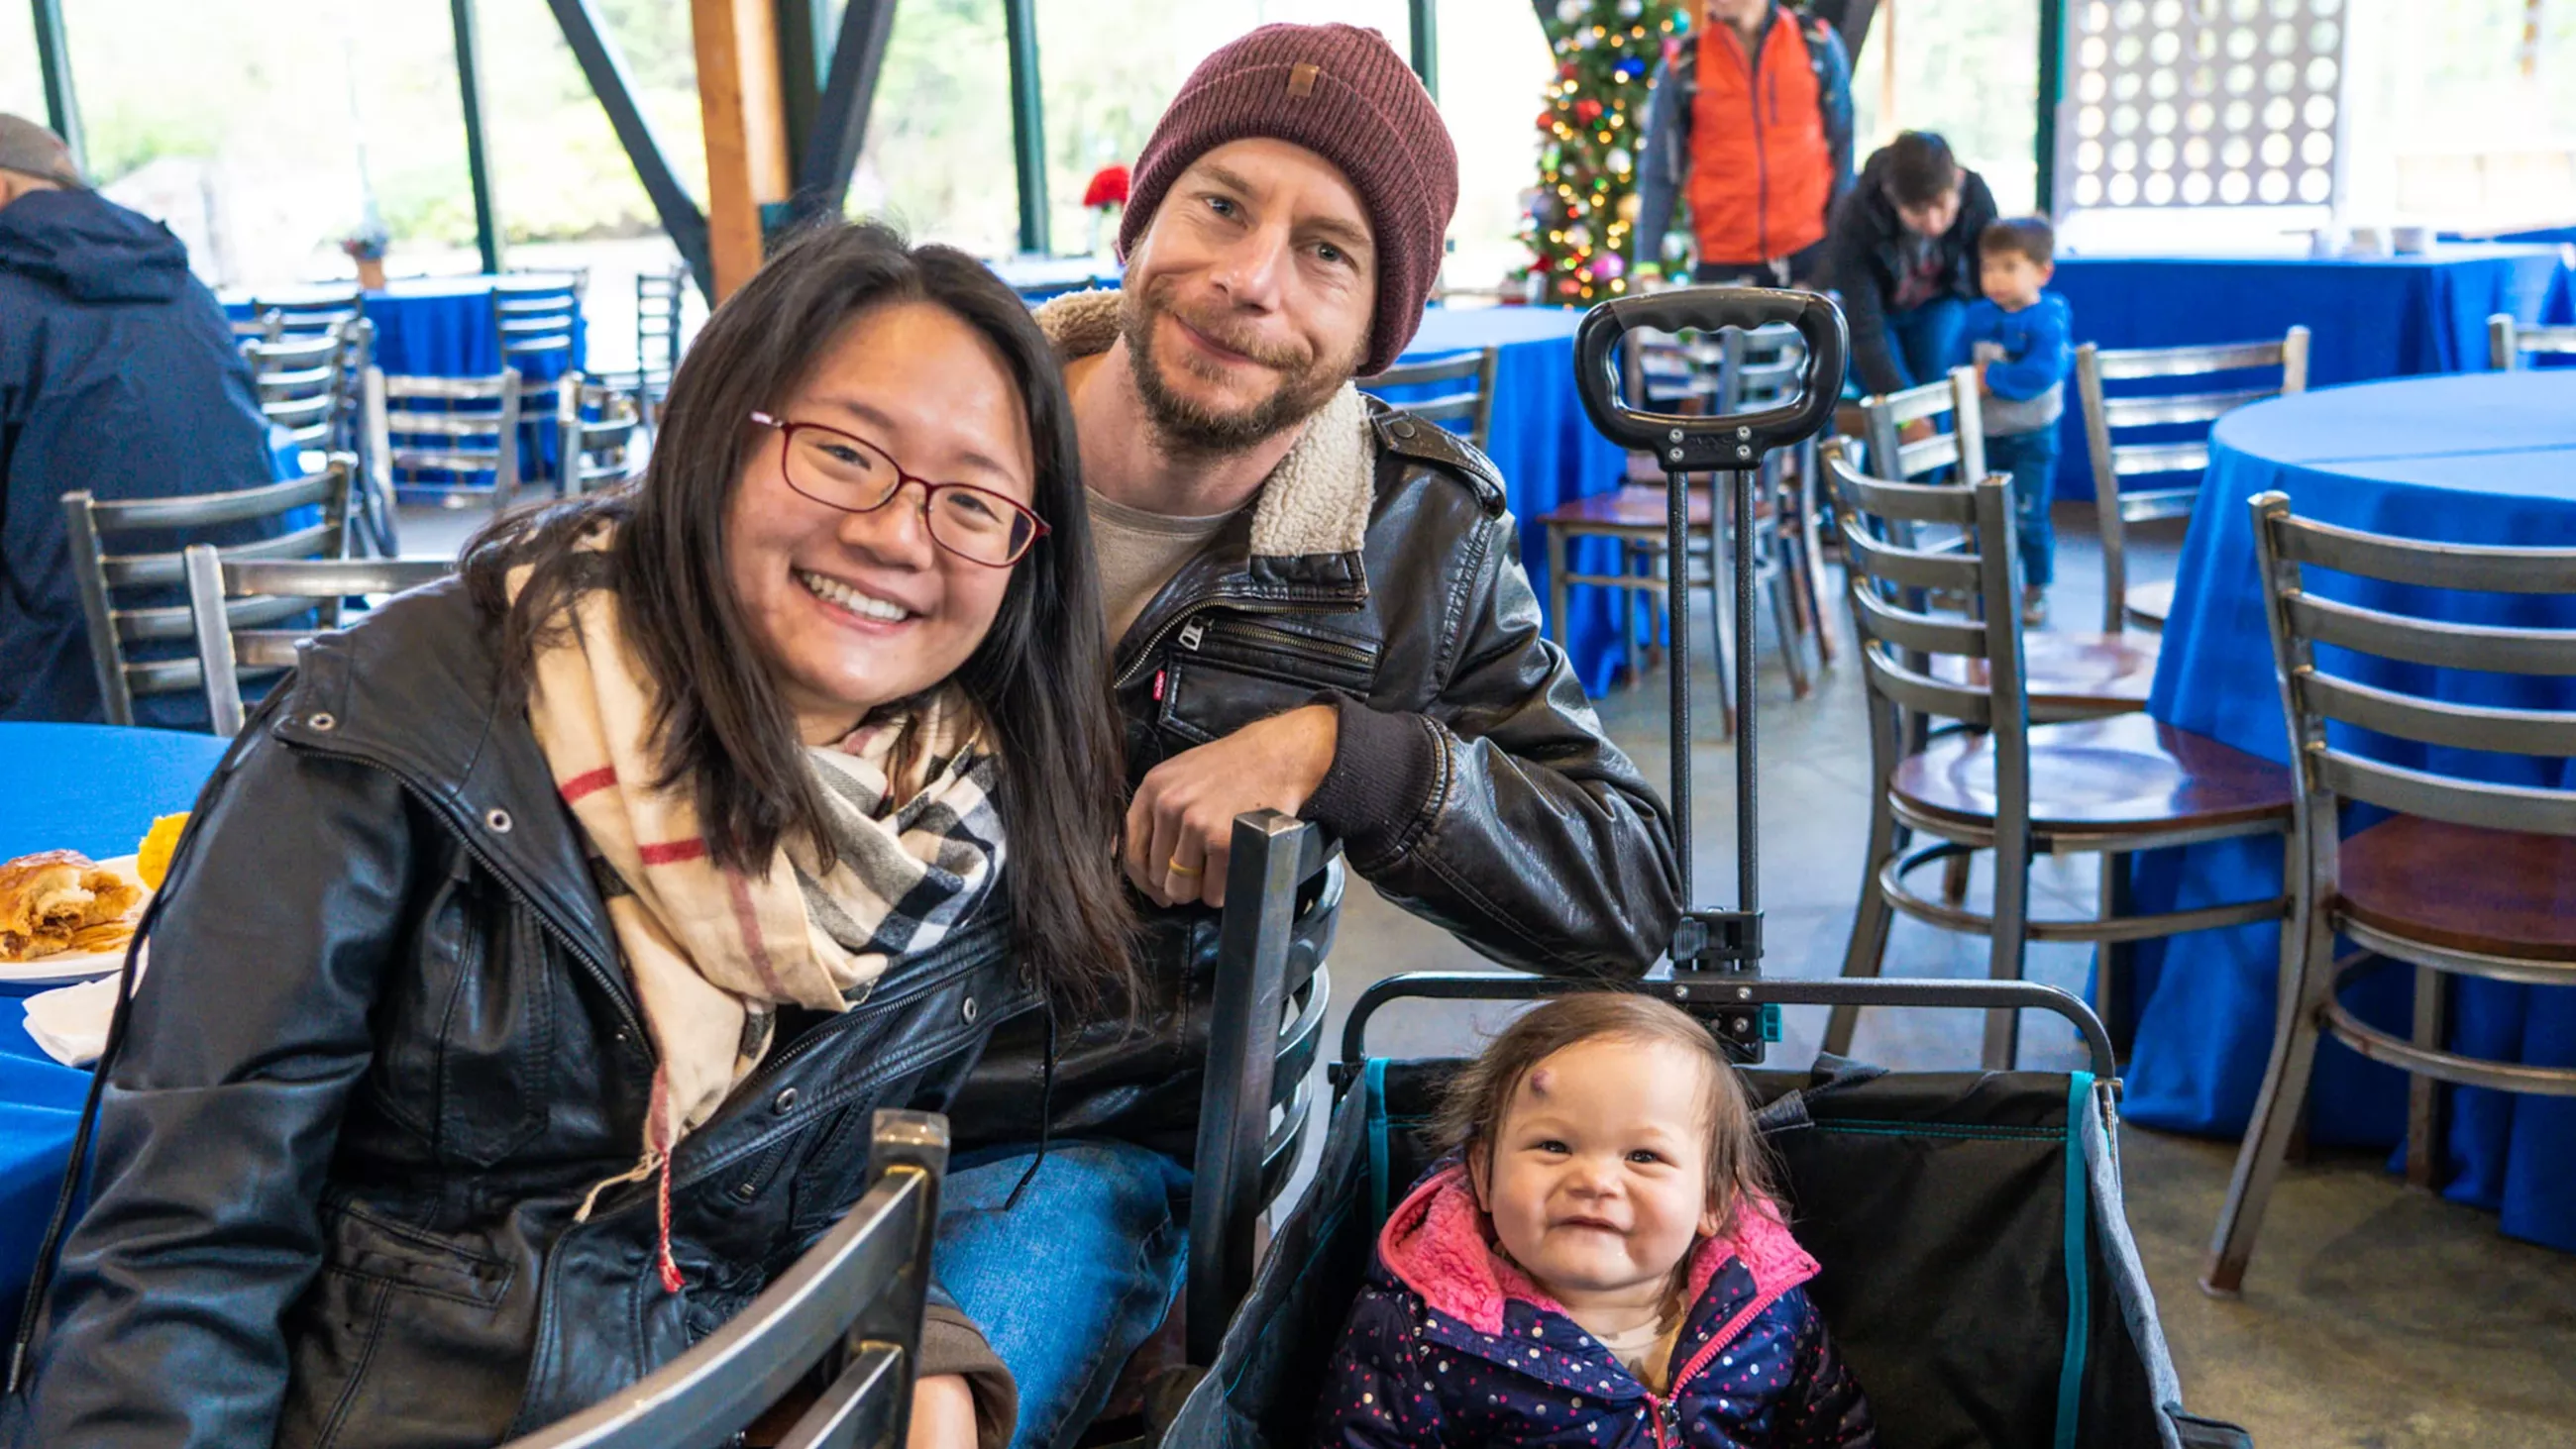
[1556,0,1585,21]
[1617,191,1642,224]
[1566,222,1593,250]
[1619,0,1644,15]
[1573,98,1604,123]
[1607,147,1632,175]
[1594,252,1627,280]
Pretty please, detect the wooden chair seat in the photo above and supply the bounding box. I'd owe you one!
[1931,630,2161,717]
[1891,712,2293,836]
[1541,483,1712,531]
[2338,815,2576,963]
[2125,578,2175,630]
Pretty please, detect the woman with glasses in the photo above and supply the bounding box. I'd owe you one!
[8,223,1129,1449]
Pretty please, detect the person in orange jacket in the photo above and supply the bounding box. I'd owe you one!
[1632,0,1855,287]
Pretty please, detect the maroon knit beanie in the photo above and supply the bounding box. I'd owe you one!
[1118,23,1458,376]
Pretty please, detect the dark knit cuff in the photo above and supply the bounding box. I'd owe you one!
[919,1304,1020,1449]
[1299,693,1441,865]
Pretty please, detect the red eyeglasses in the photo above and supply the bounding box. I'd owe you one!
[751,412,1050,568]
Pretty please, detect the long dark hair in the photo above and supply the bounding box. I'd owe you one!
[463,222,1135,1010]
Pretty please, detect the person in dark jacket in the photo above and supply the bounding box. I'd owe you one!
[5,223,1136,1449]
[0,114,281,725]
[1633,1,1856,286]
[1822,131,1998,400]
[932,24,1682,1449]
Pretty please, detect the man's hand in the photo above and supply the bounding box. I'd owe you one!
[1125,703,1340,908]
[906,1374,978,1449]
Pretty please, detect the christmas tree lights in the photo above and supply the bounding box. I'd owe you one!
[1523,0,1690,304]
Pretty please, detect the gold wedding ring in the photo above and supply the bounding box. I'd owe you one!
[1166,857,1205,878]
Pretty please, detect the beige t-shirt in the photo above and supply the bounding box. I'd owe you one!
[1588,1314,1684,1392]
[1087,487,1240,645]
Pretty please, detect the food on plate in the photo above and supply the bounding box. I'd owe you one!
[136,812,189,890]
[0,850,144,963]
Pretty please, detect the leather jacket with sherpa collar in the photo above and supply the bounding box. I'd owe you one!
[947,291,1683,1162]
[7,580,1033,1449]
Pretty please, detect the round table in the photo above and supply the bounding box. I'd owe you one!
[2127,370,2576,1254]
[0,724,233,1315]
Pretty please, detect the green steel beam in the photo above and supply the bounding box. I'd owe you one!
[450,0,503,273]
[775,0,833,177]
[2036,0,2064,215]
[798,0,901,225]
[29,0,83,174]
[1409,0,1438,103]
[1003,0,1047,256]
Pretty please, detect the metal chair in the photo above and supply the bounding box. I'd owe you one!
[240,327,352,460]
[230,309,281,347]
[367,366,523,511]
[1820,450,2296,1070]
[1357,347,1498,452]
[2486,311,2576,370]
[1184,810,1339,1368]
[249,284,365,339]
[2076,326,2309,634]
[555,371,646,496]
[182,547,456,737]
[2202,493,2576,1295]
[635,262,688,428]
[61,459,355,726]
[495,1109,950,1449]
[492,270,586,483]
[1722,322,1832,680]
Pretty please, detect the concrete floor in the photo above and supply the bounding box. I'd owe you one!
[1307,507,2576,1448]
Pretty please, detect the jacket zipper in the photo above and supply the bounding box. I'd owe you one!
[1745,20,1772,263]
[1184,617,1377,672]
[1640,1281,1795,1449]
[1115,599,1304,689]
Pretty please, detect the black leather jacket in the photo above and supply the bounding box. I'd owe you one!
[951,393,1683,1162]
[7,581,1030,1448]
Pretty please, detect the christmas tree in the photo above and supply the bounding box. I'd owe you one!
[1524,0,1692,305]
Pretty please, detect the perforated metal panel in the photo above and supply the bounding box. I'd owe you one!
[2053,0,2350,216]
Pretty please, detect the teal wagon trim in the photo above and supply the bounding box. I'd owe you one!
[2055,1072,2094,1449]
[1365,1058,1392,1230]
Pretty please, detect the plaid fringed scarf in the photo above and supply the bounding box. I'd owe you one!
[512,537,1003,1291]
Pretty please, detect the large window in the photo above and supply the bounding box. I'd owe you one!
[1437,0,1553,290]
[2341,0,2576,230]
[1850,0,2042,217]
[850,0,1018,256]
[1,9,44,122]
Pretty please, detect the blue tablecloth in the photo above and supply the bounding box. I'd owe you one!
[1391,306,1635,695]
[226,277,586,382]
[0,724,233,1318]
[2125,371,2576,1254]
[2047,244,2575,498]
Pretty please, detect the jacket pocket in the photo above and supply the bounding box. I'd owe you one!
[366,866,555,1168]
[276,1203,524,1449]
[1161,618,1382,747]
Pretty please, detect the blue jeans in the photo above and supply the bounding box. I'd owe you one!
[1983,427,2059,588]
[933,1141,1192,1449]
[1884,294,1969,392]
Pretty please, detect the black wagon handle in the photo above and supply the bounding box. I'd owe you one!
[1572,286,1848,463]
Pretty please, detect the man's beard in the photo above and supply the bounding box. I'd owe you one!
[1121,280,1362,461]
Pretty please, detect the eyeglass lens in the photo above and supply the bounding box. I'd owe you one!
[784,426,1035,565]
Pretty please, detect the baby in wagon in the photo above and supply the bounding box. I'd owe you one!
[1317,992,1875,1448]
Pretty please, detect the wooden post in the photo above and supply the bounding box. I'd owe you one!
[692,0,794,299]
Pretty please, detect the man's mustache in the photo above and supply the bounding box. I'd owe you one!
[1142,290,1311,372]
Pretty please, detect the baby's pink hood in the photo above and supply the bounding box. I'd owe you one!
[1375,1163,1818,1337]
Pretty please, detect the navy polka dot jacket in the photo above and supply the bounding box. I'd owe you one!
[1316,1165,1876,1448]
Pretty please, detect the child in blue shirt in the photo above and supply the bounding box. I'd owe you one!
[1956,217,2072,626]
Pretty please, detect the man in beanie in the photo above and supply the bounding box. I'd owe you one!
[0,115,281,725]
[930,25,1680,1449]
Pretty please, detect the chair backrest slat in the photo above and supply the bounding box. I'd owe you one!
[102,522,341,589]
[1841,526,1986,593]
[2487,312,2576,369]
[2082,326,2308,633]
[182,545,450,739]
[1859,646,1996,728]
[2251,489,2576,845]
[1848,580,1993,659]
[2291,592,2576,675]
[2113,485,2202,525]
[82,470,338,533]
[1358,346,1497,452]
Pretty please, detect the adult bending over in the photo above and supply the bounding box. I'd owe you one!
[935,24,1682,1449]
[6,224,1130,1449]
[1823,130,1998,402]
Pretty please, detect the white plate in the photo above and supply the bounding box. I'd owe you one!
[0,855,152,986]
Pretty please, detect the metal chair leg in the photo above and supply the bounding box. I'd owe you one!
[1546,525,1569,650]
[1985,835,2033,1073]
[1765,521,1810,700]
[2098,850,2137,1059]
[1824,792,1903,1057]
[2202,864,2333,1296]
[2407,964,2448,1191]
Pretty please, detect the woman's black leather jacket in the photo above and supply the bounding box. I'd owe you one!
[6,580,1029,1447]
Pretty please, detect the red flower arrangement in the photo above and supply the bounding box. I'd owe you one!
[1082,163,1131,210]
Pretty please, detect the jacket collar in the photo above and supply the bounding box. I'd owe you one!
[1377,1162,1818,1343]
[1032,288,1376,569]
[267,578,621,980]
